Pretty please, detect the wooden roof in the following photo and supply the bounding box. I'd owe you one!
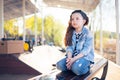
[4,0,38,20]
[4,0,100,20]
[43,0,100,12]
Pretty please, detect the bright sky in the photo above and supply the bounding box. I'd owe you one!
[41,7,73,26]
[35,0,73,26]
[41,7,117,33]
[41,0,120,33]
[37,6,117,33]
[18,6,73,34]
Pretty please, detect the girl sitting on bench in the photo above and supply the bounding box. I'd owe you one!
[56,10,94,76]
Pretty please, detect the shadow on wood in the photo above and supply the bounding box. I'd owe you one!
[0,54,41,75]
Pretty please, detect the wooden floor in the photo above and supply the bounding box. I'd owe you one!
[0,54,41,75]
[0,45,120,80]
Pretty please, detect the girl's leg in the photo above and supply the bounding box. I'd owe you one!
[71,58,90,75]
[56,58,68,71]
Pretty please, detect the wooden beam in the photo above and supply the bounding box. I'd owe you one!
[115,0,120,65]
[0,0,4,39]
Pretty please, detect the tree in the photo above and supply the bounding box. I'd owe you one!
[25,15,42,35]
[4,19,18,37]
[44,15,65,46]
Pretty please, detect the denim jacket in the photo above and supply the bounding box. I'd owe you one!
[66,27,94,62]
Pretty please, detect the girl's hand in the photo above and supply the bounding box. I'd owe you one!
[66,57,71,63]
[66,58,75,70]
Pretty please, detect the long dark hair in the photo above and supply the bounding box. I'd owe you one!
[64,10,89,46]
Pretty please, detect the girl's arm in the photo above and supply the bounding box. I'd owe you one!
[73,32,93,61]
[66,45,73,58]
[67,51,72,58]
[80,32,93,56]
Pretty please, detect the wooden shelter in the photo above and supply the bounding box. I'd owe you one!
[4,0,38,20]
[0,0,120,80]
[43,0,100,12]
[0,0,38,39]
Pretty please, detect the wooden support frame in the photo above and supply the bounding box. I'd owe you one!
[86,58,108,80]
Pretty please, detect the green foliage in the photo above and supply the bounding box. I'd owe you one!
[25,15,42,35]
[52,21,65,46]
[4,19,18,37]
[94,30,117,40]
[44,15,65,46]
[4,15,65,47]
[94,30,117,50]
[25,15,65,46]
[44,16,54,38]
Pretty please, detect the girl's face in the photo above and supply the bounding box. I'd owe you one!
[71,13,86,30]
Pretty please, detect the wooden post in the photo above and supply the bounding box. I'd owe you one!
[34,0,37,46]
[99,0,103,55]
[22,0,26,41]
[41,7,44,45]
[115,0,120,65]
[0,0,4,39]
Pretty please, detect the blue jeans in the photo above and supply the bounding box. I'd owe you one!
[56,57,90,75]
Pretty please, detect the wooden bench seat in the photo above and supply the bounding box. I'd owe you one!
[85,58,108,80]
[29,57,108,80]
[56,58,108,80]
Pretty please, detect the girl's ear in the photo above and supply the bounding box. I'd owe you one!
[83,19,86,25]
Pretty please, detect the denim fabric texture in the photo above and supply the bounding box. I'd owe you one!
[66,27,94,62]
[57,57,90,75]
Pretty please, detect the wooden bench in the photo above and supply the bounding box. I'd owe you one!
[85,58,108,80]
[56,58,108,80]
[29,57,108,80]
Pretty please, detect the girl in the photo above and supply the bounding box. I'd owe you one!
[56,10,94,76]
